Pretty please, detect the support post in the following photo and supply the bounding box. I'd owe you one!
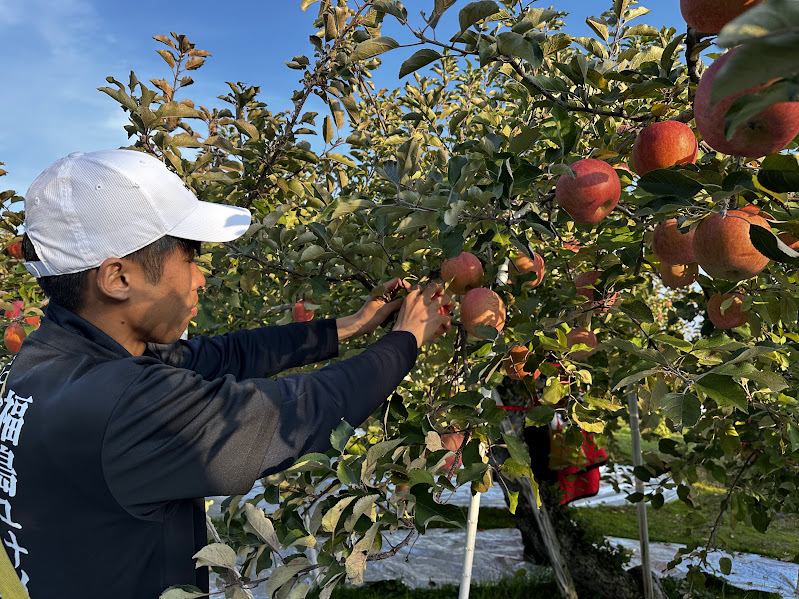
[458,491,482,599]
[627,391,654,599]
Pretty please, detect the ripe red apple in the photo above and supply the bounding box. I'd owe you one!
[707,293,749,329]
[4,301,23,319]
[652,219,697,265]
[693,210,770,281]
[3,324,25,354]
[292,301,314,322]
[503,345,532,380]
[441,251,484,295]
[566,327,597,359]
[694,48,799,157]
[680,0,763,34]
[24,316,40,328]
[575,270,619,312]
[510,252,545,288]
[6,242,22,260]
[659,262,698,289]
[556,159,621,224]
[632,121,698,176]
[441,431,465,472]
[460,287,506,339]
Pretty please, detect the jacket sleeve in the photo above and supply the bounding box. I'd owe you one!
[260,331,417,475]
[102,331,417,519]
[144,319,339,380]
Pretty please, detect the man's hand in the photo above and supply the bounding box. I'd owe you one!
[336,278,409,342]
[393,283,454,348]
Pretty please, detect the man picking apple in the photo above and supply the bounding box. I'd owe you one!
[0,149,453,598]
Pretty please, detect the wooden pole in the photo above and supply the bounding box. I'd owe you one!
[458,490,482,599]
[627,391,654,599]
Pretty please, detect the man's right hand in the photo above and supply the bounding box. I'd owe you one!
[392,283,453,348]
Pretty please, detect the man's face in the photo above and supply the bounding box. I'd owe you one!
[127,247,206,346]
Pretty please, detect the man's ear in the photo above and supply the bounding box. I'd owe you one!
[94,258,132,301]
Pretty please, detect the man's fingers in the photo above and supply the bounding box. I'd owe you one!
[422,282,444,301]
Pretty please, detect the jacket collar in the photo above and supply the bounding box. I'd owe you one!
[36,303,133,359]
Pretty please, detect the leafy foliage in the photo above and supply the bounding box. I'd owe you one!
[2,2,799,598]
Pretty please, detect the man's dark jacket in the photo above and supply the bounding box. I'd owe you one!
[0,303,416,598]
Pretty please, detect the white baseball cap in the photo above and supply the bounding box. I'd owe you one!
[23,149,252,277]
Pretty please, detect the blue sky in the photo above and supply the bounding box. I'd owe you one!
[0,1,687,200]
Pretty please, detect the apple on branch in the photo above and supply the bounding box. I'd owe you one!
[708,292,749,329]
[292,300,315,322]
[694,48,799,157]
[460,287,506,339]
[680,0,763,34]
[566,327,597,359]
[441,251,483,295]
[556,159,621,224]
[632,121,698,176]
[652,219,696,265]
[692,210,770,281]
[509,251,545,289]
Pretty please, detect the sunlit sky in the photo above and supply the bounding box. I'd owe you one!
[0,1,690,199]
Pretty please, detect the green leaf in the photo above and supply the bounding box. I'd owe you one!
[525,404,556,426]
[265,560,312,597]
[719,556,732,576]
[496,32,543,69]
[661,392,701,428]
[694,374,749,412]
[713,362,788,393]
[193,543,237,569]
[749,223,799,264]
[625,24,659,38]
[299,244,326,262]
[399,49,442,78]
[637,169,703,199]
[613,368,660,391]
[373,0,407,23]
[243,504,281,550]
[350,36,399,62]
[620,299,654,324]
[458,1,501,32]
[711,38,799,106]
[508,125,538,154]
[585,16,609,42]
[412,484,467,530]
[322,496,357,533]
[330,420,355,453]
[345,522,380,584]
[159,587,206,599]
[717,0,799,47]
[502,433,531,466]
[757,153,799,193]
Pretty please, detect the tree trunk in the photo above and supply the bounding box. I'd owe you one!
[492,383,644,599]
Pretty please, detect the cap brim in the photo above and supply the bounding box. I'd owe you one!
[167,201,252,243]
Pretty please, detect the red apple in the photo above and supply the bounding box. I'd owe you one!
[441,431,465,472]
[632,121,698,176]
[652,219,697,265]
[292,301,315,322]
[680,0,763,34]
[510,252,545,288]
[693,210,770,281]
[566,327,597,359]
[556,159,621,224]
[3,324,25,354]
[4,301,23,319]
[441,251,483,295]
[6,242,22,260]
[659,262,698,289]
[575,270,619,313]
[707,293,749,329]
[694,48,799,157]
[503,345,532,380]
[460,287,506,339]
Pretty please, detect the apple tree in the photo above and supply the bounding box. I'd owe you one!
[2,0,799,598]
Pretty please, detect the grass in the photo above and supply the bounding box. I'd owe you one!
[320,573,779,599]
[570,482,799,561]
